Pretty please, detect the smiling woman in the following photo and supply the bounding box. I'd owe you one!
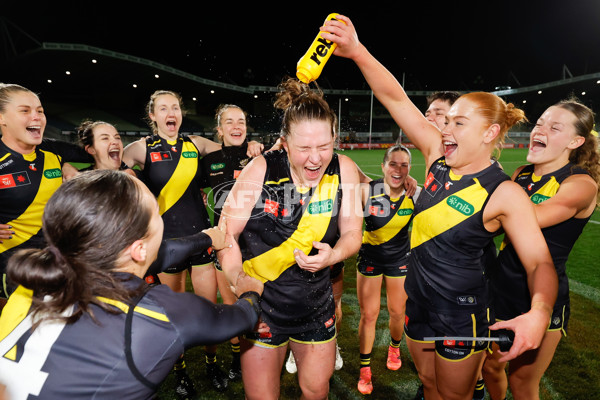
[217,77,363,400]
[76,119,136,175]
[327,14,559,399]
[0,83,91,302]
[121,89,230,395]
[484,99,600,399]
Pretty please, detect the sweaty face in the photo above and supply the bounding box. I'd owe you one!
[283,120,334,188]
[527,106,581,167]
[382,150,411,193]
[425,99,452,130]
[218,108,247,147]
[149,94,182,138]
[0,91,46,153]
[87,124,123,170]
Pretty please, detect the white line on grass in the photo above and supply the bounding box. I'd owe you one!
[569,279,600,304]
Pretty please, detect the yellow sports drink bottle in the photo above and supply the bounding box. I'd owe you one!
[296,13,345,84]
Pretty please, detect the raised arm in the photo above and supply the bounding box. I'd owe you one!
[324,15,443,167]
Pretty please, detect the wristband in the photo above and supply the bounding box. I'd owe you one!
[239,291,261,316]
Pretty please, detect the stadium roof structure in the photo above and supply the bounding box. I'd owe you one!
[2,7,600,135]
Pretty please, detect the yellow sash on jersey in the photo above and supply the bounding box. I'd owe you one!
[0,285,34,360]
[528,173,559,204]
[157,141,198,215]
[362,196,413,246]
[243,174,339,283]
[500,174,559,250]
[1,150,62,253]
[411,177,488,249]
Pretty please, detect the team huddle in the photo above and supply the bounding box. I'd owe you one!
[1,14,599,400]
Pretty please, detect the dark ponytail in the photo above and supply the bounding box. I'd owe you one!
[6,170,152,324]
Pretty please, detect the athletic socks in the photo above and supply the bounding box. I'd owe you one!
[205,352,217,365]
[360,352,371,368]
[228,343,242,380]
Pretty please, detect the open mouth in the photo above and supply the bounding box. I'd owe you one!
[166,120,177,131]
[390,174,403,183]
[304,165,321,180]
[530,138,546,151]
[108,149,121,162]
[26,125,42,137]
[444,141,457,157]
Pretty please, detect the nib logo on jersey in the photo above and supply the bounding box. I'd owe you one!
[0,171,31,189]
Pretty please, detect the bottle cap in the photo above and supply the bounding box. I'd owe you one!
[297,68,312,84]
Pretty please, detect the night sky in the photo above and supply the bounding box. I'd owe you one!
[4,1,600,92]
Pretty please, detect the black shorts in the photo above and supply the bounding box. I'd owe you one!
[162,248,215,274]
[404,298,492,361]
[495,302,570,337]
[357,256,408,278]
[244,314,337,348]
[548,303,570,335]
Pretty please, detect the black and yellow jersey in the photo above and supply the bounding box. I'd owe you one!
[200,142,251,225]
[493,163,590,318]
[0,141,63,274]
[0,274,260,399]
[406,158,509,312]
[140,134,211,239]
[359,178,414,268]
[241,150,341,333]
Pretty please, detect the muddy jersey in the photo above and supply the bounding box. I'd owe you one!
[140,134,211,239]
[493,163,591,318]
[405,158,509,312]
[0,275,260,400]
[200,142,251,225]
[241,150,341,333]
[358,178,414,268]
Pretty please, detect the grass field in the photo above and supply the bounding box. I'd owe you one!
[157,148,600,399]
